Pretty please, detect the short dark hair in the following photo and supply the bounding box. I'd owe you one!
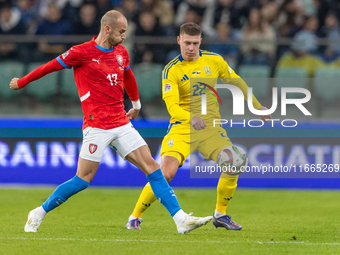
[180,23,201,36]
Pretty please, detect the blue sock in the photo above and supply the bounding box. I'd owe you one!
[146,169,181,217]
[42,176,89,213]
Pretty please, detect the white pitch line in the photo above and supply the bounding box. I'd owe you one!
[0,237,339,246]
[0,237,224,244]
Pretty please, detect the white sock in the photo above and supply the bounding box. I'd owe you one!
[35,206,47,219]
[214,210,224,218]
[173,209,186,225]
[128,215,139,221]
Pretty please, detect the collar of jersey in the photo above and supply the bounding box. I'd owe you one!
[179,50,202,62]
[96,45,114,52]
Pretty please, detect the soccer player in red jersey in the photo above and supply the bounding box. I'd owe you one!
[10,10,212,234]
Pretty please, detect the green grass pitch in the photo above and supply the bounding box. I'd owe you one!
[0,188,339,255]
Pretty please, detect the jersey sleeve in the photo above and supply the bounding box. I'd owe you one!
[218,56,262,110]
[124,67,139,101]
[162,66,191,123]
[122,48,138,100]
[162,67,179,99]
[124,48,130,71]
[56,46,82,69]
[217,55,240,79]
[17,58,64,88]
[164,95,191,123]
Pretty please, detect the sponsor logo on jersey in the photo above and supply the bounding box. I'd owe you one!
[62,50,69,59]
[92,58,100,64]
[167,138,174,147]
[204,66,211,76]
[116,55,124,66]
[181,74,189,81]
[89,144,98,154]
[164,83,172,93]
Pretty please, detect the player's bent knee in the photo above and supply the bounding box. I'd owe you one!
[76,171,96,183]
[160,156,179,182]
[143,153,160,169]
[149,160,161,172]
[162,172,174,183]
[77,158,100,183]
[161,164,178,183]
[217,145,248,176]
[141,157,160,175]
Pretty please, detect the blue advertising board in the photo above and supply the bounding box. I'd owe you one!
[0,118,340,189]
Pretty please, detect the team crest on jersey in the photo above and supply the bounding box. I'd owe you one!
[204,66,211,76]
[89,144,97,154]
[62,50,69,59]
[167,138,174,148]
[164,83,172,93]
[116,55,124,66]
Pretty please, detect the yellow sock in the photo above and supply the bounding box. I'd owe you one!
[215,173,238,214]
[132,182,157,218]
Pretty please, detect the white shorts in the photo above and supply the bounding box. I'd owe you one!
[79,122,147,162]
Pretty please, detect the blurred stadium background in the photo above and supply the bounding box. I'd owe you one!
[1,0,340,118]
[0,0,340,189]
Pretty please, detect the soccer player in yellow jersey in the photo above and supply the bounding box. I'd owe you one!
[125,23,272,230]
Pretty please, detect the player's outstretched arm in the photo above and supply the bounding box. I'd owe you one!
[11,59,65,89]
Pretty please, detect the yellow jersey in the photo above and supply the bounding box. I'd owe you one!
[162,50,261,127]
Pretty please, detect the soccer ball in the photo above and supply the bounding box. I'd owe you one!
[217,145,248,176]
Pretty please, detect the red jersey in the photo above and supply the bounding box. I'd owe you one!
[57,37,133,130]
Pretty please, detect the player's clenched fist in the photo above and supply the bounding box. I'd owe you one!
[191,115,206,131]
[258,106,272,123]
[9,78,20,90]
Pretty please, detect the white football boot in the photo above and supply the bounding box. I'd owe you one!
[24,207,44,232]
[177,213,213,234]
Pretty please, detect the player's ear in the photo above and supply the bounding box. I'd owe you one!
[105,25,111,34]
[177,36,180,45]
